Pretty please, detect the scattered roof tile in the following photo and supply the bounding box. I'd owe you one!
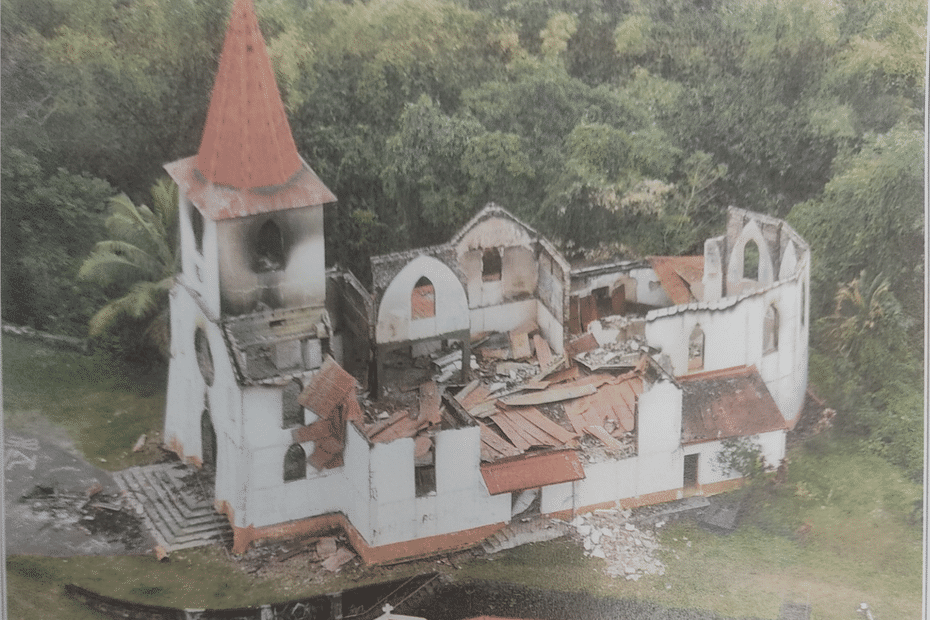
[296,358,362,469]
[648,256,704,305]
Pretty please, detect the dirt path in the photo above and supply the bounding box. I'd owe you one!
[4,429,153,555]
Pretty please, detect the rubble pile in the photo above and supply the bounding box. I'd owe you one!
[20,484,148,551]
[569,509,666,581]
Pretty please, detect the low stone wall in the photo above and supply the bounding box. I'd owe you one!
[65,572,444,620]
[2,323,88,353]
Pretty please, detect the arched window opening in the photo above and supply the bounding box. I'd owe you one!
[254,219,285,272]
[282,379,304,428]
[482,248,502,281]
[688,325,705,371]
[201,408,216,469]
[195,327,214,386]
[284,444,306,481]
[743,241,760,280]
[411,276,435,319]
[190,206,205,254]
[764,304,779,353]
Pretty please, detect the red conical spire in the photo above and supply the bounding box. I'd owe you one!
[195,0,301,188]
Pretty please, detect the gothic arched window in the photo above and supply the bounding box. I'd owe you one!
[743,240,760,281]
[411,276,435,319]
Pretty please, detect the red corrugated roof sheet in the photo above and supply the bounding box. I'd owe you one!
[294,357,362,469]
[648,256,704,305]
[197,0,301,189]
[480,449,585,495]
[678,365,786,445]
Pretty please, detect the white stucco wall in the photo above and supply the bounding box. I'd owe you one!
[216,205,326,315]
[376,255,469,344]
[536,300,565,355]
[469,299,536,335]
[365,426,508,547]
[644,271,808,423]
[631,267,671,307]
[179,194,222,316]
[683,430,786,486]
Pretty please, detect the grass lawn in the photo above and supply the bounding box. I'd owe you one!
[459,435,922,620]
[2,333,166,470]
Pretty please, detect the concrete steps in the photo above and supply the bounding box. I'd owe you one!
[481,516,572,555]
[112,463,233,552]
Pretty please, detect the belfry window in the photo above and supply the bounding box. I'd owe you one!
[254,219,285,272]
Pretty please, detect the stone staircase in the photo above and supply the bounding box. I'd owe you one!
[480,516,572,555]
[112,462,233,552]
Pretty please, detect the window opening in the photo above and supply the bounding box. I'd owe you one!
[800,281,806,326]
[191,206,205,254]
[411,276,435,319]
[195,327,214,386]
[683,454,699,488]
[688,325,705,371]
[764,304,779,352]
[282,379,304,428]
[284,444,306,481]
[415,464,436,496]
[254,219,285,272]
[201,408,216,469]
[593,286,612,317]
[742,241,760,280]
[482,248,502,281]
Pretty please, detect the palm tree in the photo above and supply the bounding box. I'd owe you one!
[79,178,179,358]
[825,270,904,362]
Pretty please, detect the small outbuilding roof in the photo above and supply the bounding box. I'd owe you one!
[678,365,786,445]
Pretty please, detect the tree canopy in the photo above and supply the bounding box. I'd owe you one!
[1,0,924,477]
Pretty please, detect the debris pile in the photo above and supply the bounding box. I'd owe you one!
[569,509,666,580]
[238,533,358,578]
[19,484,148,552]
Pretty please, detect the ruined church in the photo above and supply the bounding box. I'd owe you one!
[159,0,809,562]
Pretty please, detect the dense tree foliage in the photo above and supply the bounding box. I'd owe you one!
[1,0,924,477]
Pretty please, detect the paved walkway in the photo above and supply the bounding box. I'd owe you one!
[4,430,153,555]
